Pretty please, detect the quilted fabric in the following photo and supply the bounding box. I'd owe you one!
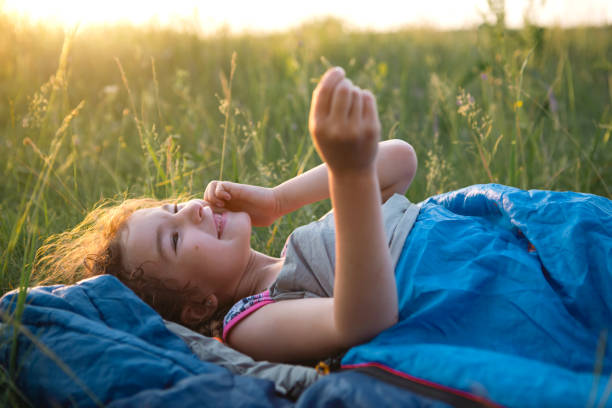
[343,184,612,408]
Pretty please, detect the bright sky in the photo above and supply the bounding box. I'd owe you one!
[2,0,611,32]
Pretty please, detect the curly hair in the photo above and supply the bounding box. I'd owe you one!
[34,197,227,337]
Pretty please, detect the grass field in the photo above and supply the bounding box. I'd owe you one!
[0,6,611,404]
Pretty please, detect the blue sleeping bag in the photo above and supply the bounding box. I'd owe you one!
[0,276,292,407]
[1,184,610,407]
[343,183,612,407]
[1,274,455,407]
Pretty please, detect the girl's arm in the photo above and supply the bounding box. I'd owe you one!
[204,139,416,226]
[273,138,416,216]
[226,67,398,363]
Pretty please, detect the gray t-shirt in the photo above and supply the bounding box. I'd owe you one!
[270,193,419,301]
[221,193,419,341]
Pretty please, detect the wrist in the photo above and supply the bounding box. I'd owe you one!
[328,167,380,204]
[328,164,377,182]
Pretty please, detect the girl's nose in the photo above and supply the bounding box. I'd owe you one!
[179,200,204,224]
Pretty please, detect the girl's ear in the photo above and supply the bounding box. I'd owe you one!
[180,294,218,326]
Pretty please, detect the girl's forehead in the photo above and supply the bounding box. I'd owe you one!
[119,209,164,271]
[122,208,160,247]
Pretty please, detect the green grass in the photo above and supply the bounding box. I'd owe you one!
[0,8,611,405]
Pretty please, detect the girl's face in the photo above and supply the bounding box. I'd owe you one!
[119,199,252,302]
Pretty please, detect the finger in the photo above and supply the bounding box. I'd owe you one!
[216,182,231,201]
[204,181,217,201]
[205,181,226,207]
[224,181,254,203]
[362,90,379,121]
[204,186,223,208]
[330,78,354,118]
[311,67,345,120]
[208,183,228,207]
[348,88,363,119]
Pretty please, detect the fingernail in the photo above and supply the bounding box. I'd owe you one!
[335,66,345,75]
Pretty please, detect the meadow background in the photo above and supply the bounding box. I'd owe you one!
[0,4,611,404]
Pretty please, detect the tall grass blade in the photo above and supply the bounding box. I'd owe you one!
[219,51,237,181]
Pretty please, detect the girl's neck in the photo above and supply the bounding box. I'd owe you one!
[231,249,283,303]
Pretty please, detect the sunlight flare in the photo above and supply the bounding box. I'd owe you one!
[2,0,610,31]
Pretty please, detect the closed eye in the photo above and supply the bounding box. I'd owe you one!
[172,232,179,252]
[172,203,179,252]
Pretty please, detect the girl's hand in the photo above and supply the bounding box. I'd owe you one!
[308,67,381,175]
[203,180,280,227]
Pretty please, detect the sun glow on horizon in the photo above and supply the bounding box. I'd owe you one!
[2,0,611,33]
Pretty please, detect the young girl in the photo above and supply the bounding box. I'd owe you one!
[27,63,612,408]
[37,66,418,363]
[30,66,612,407]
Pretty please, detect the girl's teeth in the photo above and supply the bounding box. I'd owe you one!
[214,214,222,237]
